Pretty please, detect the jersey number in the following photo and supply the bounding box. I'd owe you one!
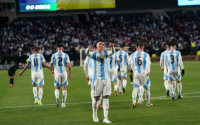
[170,55,174,64]
[135,57,142,66]
[119,55,122,62]
[110,57,113,64]
[58,57,63,66]
[34,58,38,67]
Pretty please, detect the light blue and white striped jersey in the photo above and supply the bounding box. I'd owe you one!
[165,50,184,72]
[51,52,70,74]
[28,53,46,74]
[160,50,169,70]
[85,47,115,80]
[116,50,129,71]
[109,53,119,70]
[128,50,151,74]
[84,56,93,77]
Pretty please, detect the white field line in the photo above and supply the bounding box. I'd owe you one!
[0,91,199,110]
[57,0,62,5]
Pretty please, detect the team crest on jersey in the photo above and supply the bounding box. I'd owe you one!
[100,55,105,58]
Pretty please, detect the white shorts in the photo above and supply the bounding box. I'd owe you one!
[168,71,181,81]
[133,73,148,88]
[54,73,68,87]
[92,79,111,97]
[163,69,169,80]
[109,69,118,82]
[118,69,127,78]
[31,73,44,86]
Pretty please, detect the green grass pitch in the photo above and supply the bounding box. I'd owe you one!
[0,61,200,125]
[57,0,115,10]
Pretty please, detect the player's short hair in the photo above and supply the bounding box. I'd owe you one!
[166,41,171,46]
[57,44,63,49]
[35,47,41,52]
[98,37,106,43]
[138,42,144,48]
[135,42,139,47]
[93,43,97,49]
[170,41,176,47]
[120,43,126,48]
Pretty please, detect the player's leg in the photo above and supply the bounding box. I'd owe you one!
[122,71,127,93]
[54,75,61,107]
[61,75,68,107]
[9,76,15,87]
[93,96,100,122]
[164,73,169,96]
[177,74,182,99]
[138,86,144,104]
[117,75,122,93]
[38,75,44,105]
[173,81,177,95]
[132,75,140,108]
[102,80,111,123]
[32,75,38,104]
[112,70,118,96]
[145,85,153,106]
[168,80,175,100]
[129,70,133,84]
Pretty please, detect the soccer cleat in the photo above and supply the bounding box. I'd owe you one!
[93,115,99,122]
[38,102,43,105]
[123,87,125,94]
[61,103,66,108]
[98,103,102,109]
[172,97,175,101]
[146,102,153,106]
[132,102,136,109]
[56,98,59,107]
[178,95,183,99]
[115,90,118,96]
[167,90,169,97]
[34,99,38,104]
[9,84,13,87]
[103,118,112,124]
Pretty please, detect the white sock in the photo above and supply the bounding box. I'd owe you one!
[92,100,98,117]
[139,86,144,99]
[33,87,37,100]
[114,84,117,91]
[173,81,176,92]
[145,87,150,103]
[103,99,109,119]
[118,80,122,91]
[38,88,43,102]
[91,90,94,102]
[123,80,127,88]
[62,90,67,104]
[55,89,59,99]
[178,83,182,96]
[164,80,169,91]
[132,87,139,103]
[169,84,174,97]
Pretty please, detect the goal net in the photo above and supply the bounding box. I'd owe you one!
[79,47,130,66]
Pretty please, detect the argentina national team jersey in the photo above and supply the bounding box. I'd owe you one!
[160,50,169,69]
[109,53,119,70]
[165,50,184,72]
[116,50,129,71]
[86,47,115,80]
[84,56,94,78]
[51,52,70,74]
[128,51,151,74]
[28,53,46,74]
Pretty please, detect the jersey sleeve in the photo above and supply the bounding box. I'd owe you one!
[83,57,89,77]
[85,48,95,59]
[178,52,184,70]
[28,55,31,64]
[42,55,46,63]
[146,54,151,72]
[116,52,119,61]
[160,52,164,68]
[106,47,115,58]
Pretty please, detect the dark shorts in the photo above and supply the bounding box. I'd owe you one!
[8,70,15,76]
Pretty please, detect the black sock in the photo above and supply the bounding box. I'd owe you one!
[10,78,14,85]
[130,75,133,82]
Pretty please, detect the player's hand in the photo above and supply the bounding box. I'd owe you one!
[51,71,54,76]
[181,69,185,76]
[18,71,23,76]
[109,42,114,47]
[161,68,164,71]
[88,45,93,50]
[146,72,150,77]
[86,77,89,82]
[68,73,71,78]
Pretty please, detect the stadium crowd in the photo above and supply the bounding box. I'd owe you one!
[1,11,200,58]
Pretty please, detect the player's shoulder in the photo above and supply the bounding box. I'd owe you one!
[143,51,150,56]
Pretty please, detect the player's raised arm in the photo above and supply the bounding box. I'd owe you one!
[83,57,89,81]
[146,54,151,76]
[66,55,71,78]
[85,45,94,59]
[106,43,115,57]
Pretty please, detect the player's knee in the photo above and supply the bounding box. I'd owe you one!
[103,95,109,99]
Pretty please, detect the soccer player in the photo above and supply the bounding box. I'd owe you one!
[85,39,115,123]
[165,42,185,100]
[50,45,71,108]
[160,42,170,96]
[109,52,120,96]
[19,47,50,105]
[8,62,23,87]
[128,43,152,108]
[116,43,129,93]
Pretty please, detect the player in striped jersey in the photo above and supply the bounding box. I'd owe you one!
[109,52,120,96]
[128,43,153,108]
[85,39,115,123]
[19,47,50,105]
[116,44,129,93]
[50,45,71,108]
[160,42,170,96]
[165,42,185,100]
